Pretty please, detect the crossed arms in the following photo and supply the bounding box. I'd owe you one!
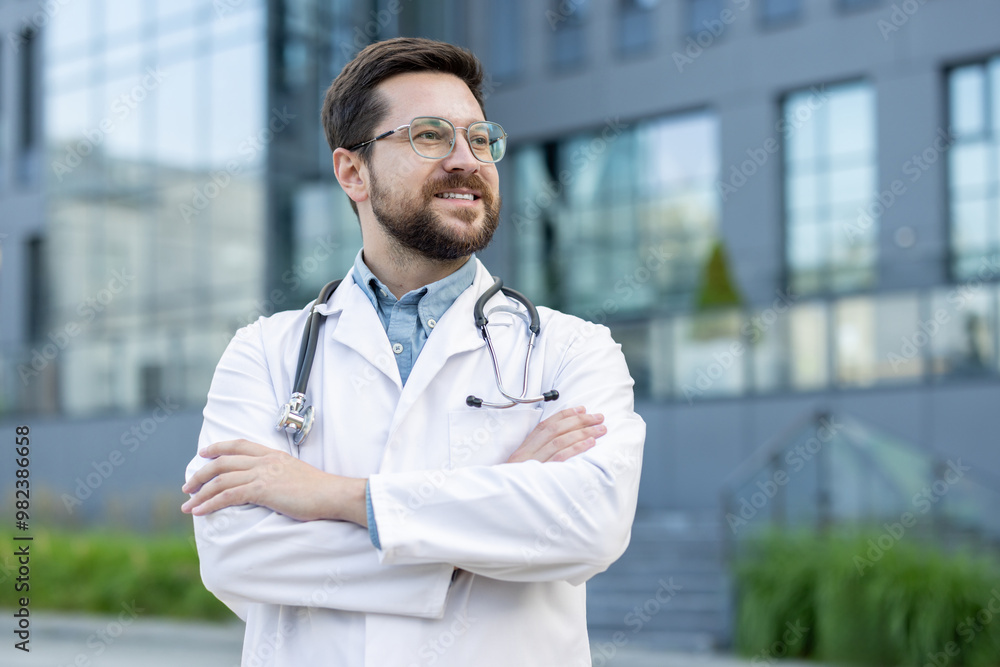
[183,317,643,620]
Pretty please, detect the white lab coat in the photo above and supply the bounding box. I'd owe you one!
[186,259,645,667]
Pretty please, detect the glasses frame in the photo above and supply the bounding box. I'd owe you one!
[347,116,508,163]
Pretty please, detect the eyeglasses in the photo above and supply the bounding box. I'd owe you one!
[348,116,507,163]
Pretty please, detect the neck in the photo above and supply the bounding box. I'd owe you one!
[362,242,470,299]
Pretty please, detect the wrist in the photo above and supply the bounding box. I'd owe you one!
[327,475,368,527]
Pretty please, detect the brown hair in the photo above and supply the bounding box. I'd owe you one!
[322,37,486,162]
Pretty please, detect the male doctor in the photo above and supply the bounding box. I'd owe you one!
[183,37,645,666]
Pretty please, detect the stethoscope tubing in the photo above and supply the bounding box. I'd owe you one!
[277,275,558,444]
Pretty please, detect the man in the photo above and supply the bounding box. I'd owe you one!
[183,37,644,666]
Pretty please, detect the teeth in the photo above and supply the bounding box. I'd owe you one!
[436,192,475,200]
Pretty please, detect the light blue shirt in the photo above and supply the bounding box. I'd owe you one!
[352,250,478,549]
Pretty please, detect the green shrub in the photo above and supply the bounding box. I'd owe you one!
[1,529,233,621]
[733,530,1000,666]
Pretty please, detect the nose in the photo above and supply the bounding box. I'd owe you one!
[440,129,481,173]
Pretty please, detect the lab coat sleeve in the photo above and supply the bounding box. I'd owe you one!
[186,319,454,621]
[368,321,644,585]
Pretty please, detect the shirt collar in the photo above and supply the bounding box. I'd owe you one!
[351,249,478,330]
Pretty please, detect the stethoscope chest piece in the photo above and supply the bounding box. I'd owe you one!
[275,391,315,446]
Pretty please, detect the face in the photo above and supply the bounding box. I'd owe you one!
[362,72,502,262]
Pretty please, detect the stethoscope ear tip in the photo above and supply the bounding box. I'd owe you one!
[466,395,484,408]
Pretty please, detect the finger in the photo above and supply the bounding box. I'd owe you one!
[199,439,273,460]
[182,470,258,515]
[523,410,603,451]
[546,436,597,463]
[537,423,606,461]
[182,454,260,494]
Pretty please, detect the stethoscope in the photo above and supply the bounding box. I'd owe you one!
[275,276,559,445]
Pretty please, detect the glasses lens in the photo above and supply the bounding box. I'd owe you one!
[468,121,506,162]
[408,117,455,159]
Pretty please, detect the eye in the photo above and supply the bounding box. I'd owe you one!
[469,134,490,147]
[414,129,444,141]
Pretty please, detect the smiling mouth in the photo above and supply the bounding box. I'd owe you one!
[434,192,479,201]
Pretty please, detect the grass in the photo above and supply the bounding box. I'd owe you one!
[733,529,1000,666]
[1,528,233,621]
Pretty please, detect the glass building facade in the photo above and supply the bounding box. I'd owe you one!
[34,0,268,414]
[1,0,999,418]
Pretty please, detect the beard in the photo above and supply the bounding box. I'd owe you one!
[369,169,501,262]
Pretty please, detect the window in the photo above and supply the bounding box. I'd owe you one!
[25,236,48,342]
[549,0,589,71]
[948,57,1000,281]
[761,0,801,25]
[400,0,467,46]
[18,28,37,182]
[510,111,719,318]
[488,0,521,82]
[688,0,723,35]
[784,81,876,295]
[618,0,657,57]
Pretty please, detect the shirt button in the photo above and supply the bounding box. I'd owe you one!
[392,343,404,354]
[380,289,388,297]
[428,318,437,329]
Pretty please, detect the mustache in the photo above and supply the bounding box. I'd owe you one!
[422,173,495,201]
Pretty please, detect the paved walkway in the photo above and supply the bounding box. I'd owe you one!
[7,612,819,666]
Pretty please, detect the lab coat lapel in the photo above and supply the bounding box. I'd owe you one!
[322,276,402,389]
[387,261,496,433]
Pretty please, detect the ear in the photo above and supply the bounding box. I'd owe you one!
[332,148,369,204]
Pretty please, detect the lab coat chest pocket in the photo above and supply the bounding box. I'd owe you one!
[448,408,541,468]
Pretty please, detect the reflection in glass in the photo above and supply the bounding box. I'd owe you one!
[511,111,719,318]
[550,0,589,70]
[928,288,996,377]
[618,0,656,57]
[39,1,268,415]
[949,58,1000,281]
[784,81,876,295]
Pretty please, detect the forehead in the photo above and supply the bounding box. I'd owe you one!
[376,71,485,127]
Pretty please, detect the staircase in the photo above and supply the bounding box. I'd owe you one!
[586,511,732,652]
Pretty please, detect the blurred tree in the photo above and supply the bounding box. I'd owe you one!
[696,239,743,310]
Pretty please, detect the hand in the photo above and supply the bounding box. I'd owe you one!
[506,406,606,464]
[181,439,367,525]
